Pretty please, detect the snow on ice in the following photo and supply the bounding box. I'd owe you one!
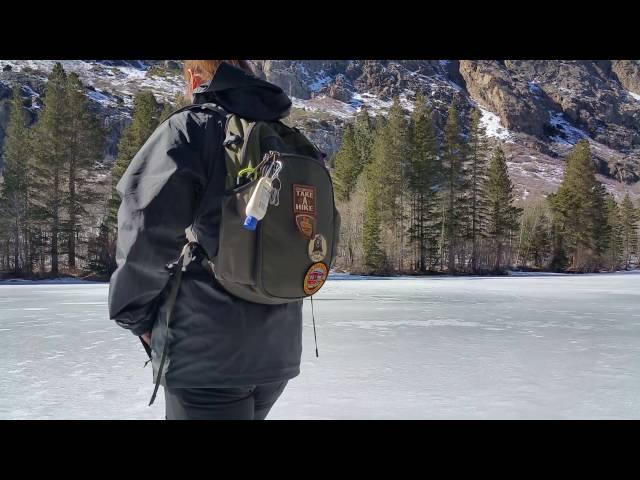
[2,273,640,419]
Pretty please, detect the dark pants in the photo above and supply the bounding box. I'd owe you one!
[164,380,289,420]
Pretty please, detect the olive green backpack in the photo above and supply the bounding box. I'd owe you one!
[148,103,340,406]
[170,103,340,305]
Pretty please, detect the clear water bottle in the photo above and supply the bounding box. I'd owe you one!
[243,177,273,230]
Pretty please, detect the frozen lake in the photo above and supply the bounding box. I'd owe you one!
[1,272,639,419]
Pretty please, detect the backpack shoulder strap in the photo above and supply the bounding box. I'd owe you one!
[183,104,232,247]
[164,103,244,151]
[160,102,229,126]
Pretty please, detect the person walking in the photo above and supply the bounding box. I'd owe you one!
[108,60,303,420]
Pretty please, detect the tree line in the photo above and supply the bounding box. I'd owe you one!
[0,63,105,276]
[0,62,181,278]
[331,95,639,274]
[1,64,638,278]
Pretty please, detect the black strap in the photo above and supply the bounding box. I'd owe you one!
[148,248,188,406]
[223,133,243,147]
[140,336,152,363]
[188,107,231,253]
[310,295,319,358]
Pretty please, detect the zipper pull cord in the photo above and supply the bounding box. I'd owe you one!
[311,295,319,358]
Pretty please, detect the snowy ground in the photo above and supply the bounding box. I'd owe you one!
[1,273,639,419]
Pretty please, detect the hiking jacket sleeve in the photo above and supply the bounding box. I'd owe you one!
[108,111,215,336]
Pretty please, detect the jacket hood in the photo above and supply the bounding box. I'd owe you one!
[192,62,292,121]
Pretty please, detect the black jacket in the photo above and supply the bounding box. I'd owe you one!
[108,63,302,387]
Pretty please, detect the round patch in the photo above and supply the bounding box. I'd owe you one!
[303,262,328,295]
[308,234,328,262]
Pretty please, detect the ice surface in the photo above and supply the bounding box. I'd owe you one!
[0,278,101,285]
[1,273,640,419]
[628,91,640,102]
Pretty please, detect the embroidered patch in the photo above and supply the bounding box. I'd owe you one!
[303,262,328,295]
[308,234,327,262]
[295,214,315,239]
[293,184,316,216]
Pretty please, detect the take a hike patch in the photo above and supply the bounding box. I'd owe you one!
[293,184,317,238]
[303,262,328,295]
[295,214,315,239]
[293,185,316,216]
[308,234,327,262]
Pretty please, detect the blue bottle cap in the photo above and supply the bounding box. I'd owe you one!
[243,216,258,230]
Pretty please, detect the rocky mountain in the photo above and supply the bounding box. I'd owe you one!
[1,59,639,203]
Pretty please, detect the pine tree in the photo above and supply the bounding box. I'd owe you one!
[386,97,409,271]
[485,147,521,272]
[548,209,569,272]
[158,102,174,125]
[530,211,552,269]
[593,182,610,264]
[362,165,385,273]
[516,201,552,269]
[620,193,638,269]
[110,90,162,193]
[604,195,623,271]
[332,124,360,202]
[64,72,106,271]
[466,108,490,273]
[407,93,438,272]
[0,213,9,271]
[31,62,69,276]
[158,91,190,123]
[549,140,607,271]
[365,99,407,271]
[86,220,117,276]
[106,90,162,237]
[440,104,466,272]
[353,107,374,171]
[0,87,32,273]
[332,108,376,272]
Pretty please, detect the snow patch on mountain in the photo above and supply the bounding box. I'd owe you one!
[308,72,333,92]
[351,92,392,114]
[20,84,39,97]
[292,87,418,121]
[479,107,513,142]
[508,158,565,183]
[292,95,357,119]
[2,60,183,108]
[528,81,542,96]
[548,111,589,145]
[628,90,640,102]
[87,90,119,108]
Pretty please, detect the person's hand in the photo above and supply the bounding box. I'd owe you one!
[141,331,152,346]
